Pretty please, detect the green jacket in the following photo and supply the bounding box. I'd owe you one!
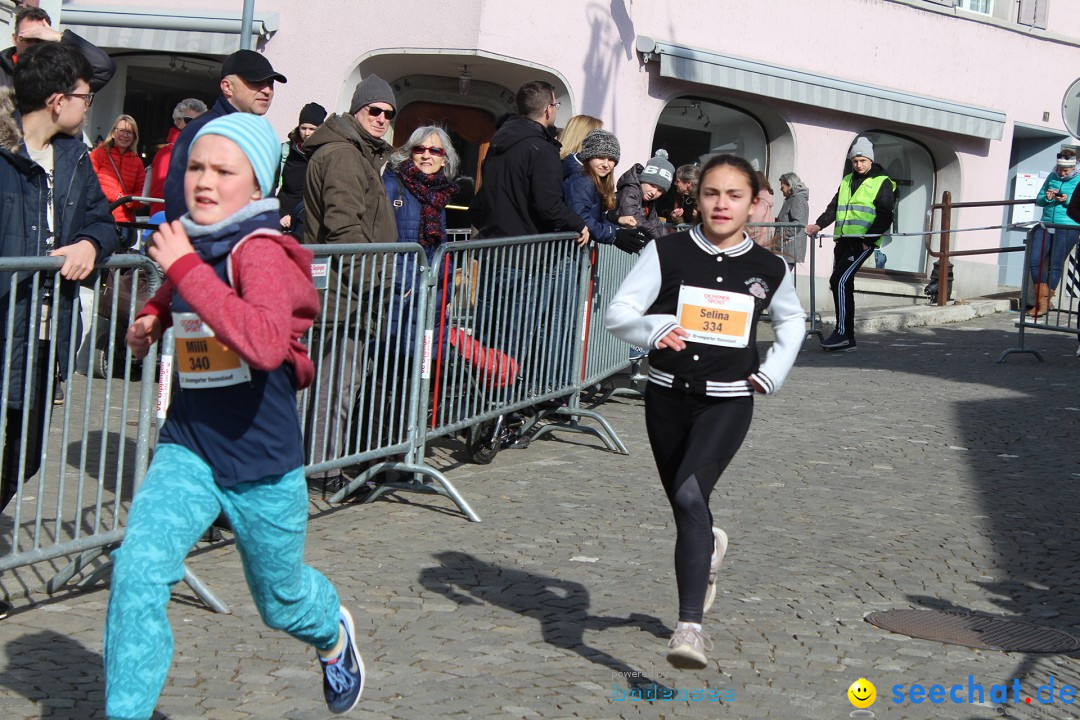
[302,113,395,324]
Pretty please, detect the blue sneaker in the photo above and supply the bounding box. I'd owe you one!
[319,606,364,714]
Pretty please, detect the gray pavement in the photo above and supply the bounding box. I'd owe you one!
[2,306,1080,720]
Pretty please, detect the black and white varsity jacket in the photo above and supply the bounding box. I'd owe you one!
[605,226,806,397]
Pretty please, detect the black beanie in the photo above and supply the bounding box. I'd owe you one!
[298,102,327,127]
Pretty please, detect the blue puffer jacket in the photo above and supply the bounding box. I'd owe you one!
[0,91,116,408]
[562,154,619,244]
[382,167,452,358]
[1035,170,1080,227]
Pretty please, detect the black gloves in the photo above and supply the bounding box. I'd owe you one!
[614,227,649,255]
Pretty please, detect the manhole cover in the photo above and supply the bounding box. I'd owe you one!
[865,609,1080,653]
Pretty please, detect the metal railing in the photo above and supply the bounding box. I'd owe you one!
[998,223,1080,362]
[0,255,160,582]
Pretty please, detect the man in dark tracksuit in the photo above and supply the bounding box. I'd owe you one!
[806,136,895,352]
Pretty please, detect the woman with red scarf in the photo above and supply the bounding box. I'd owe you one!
[90,114,146,223]
[381,125,459,358]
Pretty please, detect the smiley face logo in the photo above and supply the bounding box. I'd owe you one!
[848,678,876,708]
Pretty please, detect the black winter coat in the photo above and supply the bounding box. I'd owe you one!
[468,115,584,239]
[277,141,309,222]
[0,90,116,408]
[0,31,116,92]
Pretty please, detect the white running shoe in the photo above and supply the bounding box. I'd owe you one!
[702,527,729,614]
[666,622,713,669]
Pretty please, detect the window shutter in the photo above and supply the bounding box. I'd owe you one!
[1018,0,1049,29]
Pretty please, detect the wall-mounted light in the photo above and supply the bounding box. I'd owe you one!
[459,66,471,95]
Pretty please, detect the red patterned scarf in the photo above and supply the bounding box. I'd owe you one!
[397,161,457,248]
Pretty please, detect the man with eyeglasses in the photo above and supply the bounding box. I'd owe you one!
[469,80,586,243]
[300,74,399,492]
[147,98,208,215]
[0,43,115,532]
[468,80,588,407]
[162,49,286,221]
[0,5,116,91]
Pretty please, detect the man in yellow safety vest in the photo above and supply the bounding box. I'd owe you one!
[806,136,895,352]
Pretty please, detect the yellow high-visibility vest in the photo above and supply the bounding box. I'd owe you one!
[835,173,896,244]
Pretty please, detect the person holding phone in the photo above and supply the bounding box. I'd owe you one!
[1029,149,1080,318]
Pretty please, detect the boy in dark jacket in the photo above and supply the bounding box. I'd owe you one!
[616,149,674,240]
[0,42,115,511]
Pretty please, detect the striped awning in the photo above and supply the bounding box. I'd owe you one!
[59,6,278,56]
[636,36,1005,141]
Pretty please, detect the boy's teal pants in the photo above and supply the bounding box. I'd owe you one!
[104,444,340,720]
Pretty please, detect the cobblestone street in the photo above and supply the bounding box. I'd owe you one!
[1,311,1079,719]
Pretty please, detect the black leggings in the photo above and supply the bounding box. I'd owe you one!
[644,385,753,623]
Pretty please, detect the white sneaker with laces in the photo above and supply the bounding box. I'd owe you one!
[666,622,713,669]
[702,527,728,614]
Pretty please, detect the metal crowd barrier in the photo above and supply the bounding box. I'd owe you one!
[300,235,632,521]
[298,243,437,494]
[580,242,638,389]
[745,221,822,340]
[998,222,1080,362]
[423,234,625,458]
[0,255,160,592]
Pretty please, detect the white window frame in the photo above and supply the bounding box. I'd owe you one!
[957,0,993,13]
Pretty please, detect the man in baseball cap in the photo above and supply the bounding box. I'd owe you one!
[163,49,288,220]
[220,48,288,85]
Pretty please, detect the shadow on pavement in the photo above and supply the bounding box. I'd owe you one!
[0,628,171,719]
[420,550,680,696]
[802,319,1080,699]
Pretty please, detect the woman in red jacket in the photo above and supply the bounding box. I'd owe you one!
[90,114,146,223]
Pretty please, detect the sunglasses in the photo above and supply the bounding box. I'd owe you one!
[179,116,198,125]
[411,145,446,157]
[1057,153,1075,160]
[366,106,396,120]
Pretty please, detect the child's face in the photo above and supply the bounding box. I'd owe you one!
[641,182,664,202]
[184,135,261,225]
[587,156,615,178]
[697,164,756,247]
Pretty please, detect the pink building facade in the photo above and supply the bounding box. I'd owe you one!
[29,0,1080,300]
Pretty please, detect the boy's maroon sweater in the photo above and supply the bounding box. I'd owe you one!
[139,231,319,388]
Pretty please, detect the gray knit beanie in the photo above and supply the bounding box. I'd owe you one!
[577,129,620,163]
[640,149,674,191]
[848,136,875,162]
[348,74,396,116]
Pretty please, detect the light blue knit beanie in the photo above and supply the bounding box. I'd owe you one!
[192,113,279,196]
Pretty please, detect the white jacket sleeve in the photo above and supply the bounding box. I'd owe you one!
[604,243,681,348]
[748,264,806,395]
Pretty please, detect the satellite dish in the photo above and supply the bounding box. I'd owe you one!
[1062,77,1080,138]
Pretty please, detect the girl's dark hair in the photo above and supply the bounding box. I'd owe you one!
[696,154,761,200]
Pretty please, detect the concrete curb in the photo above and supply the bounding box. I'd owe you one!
[851,298,1014,334]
